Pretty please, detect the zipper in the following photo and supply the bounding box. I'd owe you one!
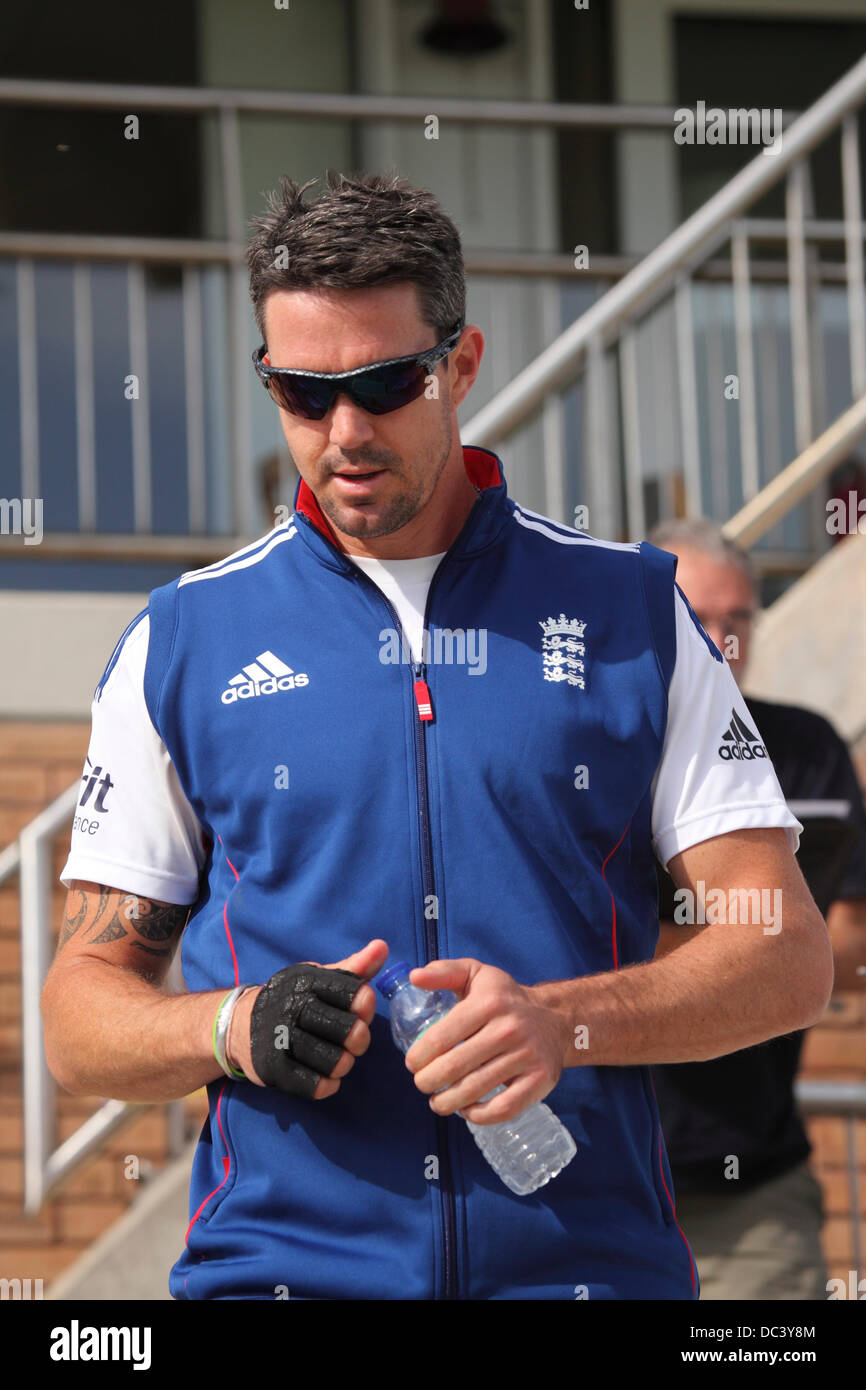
[348,557,460,1299]
[413,561,459,1300]
[297,484,486,1301]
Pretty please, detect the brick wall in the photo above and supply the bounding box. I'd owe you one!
[801,994,866,1279]
[0,718,864,1296]
[0,721,207,1293]
[813,733,866,1281]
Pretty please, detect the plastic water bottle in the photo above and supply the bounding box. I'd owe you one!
[375,960,577,1197]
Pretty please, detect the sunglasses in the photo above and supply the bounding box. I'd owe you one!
[252,323,464,420]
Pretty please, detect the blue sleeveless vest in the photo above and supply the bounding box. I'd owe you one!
[141,447,697,1300]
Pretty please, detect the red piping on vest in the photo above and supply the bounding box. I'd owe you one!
[649,1073,699,1298]
[184,841,243,1247]
[601,821,630,972]
[185,1082,231,1244]
[217,834,241,986]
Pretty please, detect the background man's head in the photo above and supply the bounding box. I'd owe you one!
[647,518,758,686]
[244,171,483,547]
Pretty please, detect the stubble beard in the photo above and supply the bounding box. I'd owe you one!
[316,406,453,541]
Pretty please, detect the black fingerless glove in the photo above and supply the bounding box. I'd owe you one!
[249,963,366,1098]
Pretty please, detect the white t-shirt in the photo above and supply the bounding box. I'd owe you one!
[347,551,445,665]
[60,566,801,904]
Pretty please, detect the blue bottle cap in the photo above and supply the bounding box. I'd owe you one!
[374,960,413,999]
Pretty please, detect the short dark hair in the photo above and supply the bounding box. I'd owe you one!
[245,170,465,348]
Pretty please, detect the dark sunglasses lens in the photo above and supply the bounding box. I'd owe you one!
[349,362,429,415]
[265,372,335,420]
[259,354,435,417]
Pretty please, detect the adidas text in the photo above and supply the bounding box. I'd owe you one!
[719,741,767,761]
[718,709,768,760]
[222,673,309,704]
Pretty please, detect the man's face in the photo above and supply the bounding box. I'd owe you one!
[262,282,467,544]
[668,546,756,685]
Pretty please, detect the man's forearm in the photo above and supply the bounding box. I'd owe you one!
[654,919,702,959]
[535,908,832,1070]
[42,955,229,1100]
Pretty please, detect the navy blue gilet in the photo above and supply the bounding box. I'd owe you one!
[142,446,697,1300]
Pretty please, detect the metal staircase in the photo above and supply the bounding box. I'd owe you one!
[465,51,866,579]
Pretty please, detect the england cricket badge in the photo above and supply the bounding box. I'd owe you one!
[539,614,586,690]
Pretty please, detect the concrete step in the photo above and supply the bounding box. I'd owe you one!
[46,1140,196,1301]
[744,533,866,751]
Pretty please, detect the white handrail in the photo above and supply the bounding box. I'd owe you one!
[0,76,688,128]
[2,782,187,1213]
[724,395,866,547]
[463,52,866,448]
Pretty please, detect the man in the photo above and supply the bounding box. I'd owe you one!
[648,518,866,1300]
[43,172,832,1301]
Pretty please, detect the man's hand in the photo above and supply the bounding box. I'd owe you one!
[227,939,388,1098]
[404,958,570,1125]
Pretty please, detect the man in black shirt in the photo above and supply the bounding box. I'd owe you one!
[648,519,866,1299]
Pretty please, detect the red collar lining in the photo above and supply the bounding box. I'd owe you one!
[295,446,501,547]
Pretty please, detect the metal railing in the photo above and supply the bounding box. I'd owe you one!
[463,52,866,549]
[795,1081,866,1275]
[1,69,863,559]
[724,393,866,546]
[0,77,700,554]
[0,73,829,564]
[0,75,731,128]
[0,792,187,1216]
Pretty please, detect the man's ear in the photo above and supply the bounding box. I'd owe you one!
[449,324,485,410]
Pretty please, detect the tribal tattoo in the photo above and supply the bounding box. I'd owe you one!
[58,885,190,959]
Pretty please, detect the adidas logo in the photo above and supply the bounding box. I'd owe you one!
[221,650,309,705]
[718,709,767,761]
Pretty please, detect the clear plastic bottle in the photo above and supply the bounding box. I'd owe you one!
[375,960,577,1197]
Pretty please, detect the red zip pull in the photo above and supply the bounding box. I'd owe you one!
[413,677,434,722]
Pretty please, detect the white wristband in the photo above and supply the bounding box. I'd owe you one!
[213,985,253,1079]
